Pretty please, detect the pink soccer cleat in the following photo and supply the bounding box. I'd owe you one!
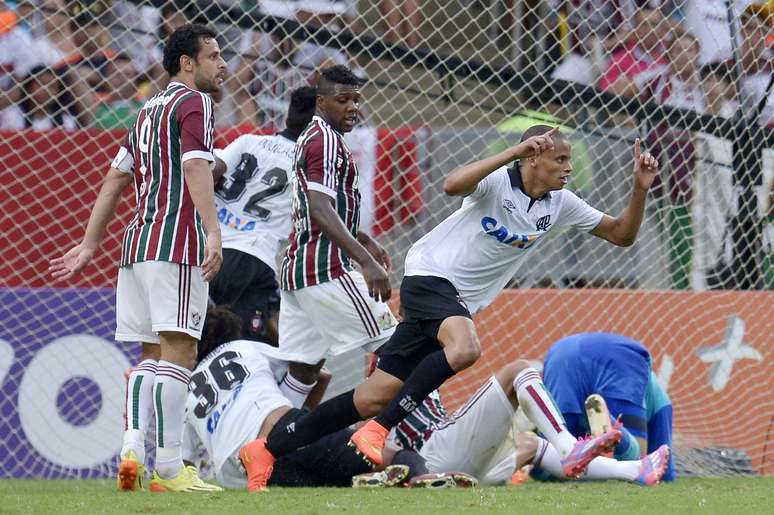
[561,427,622,479]
[634,444,670,486]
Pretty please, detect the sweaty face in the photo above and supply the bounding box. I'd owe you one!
[318,84,361,133]
[192,38,227,95]
[534,139,573,191]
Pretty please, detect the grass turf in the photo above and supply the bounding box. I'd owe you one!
[1,477,772,514]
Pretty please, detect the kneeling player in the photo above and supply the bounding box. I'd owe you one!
[390,359,670,486]
[538,332,675,482]
[184,308,439,489]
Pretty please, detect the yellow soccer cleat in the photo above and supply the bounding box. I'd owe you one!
[117,450,145,492]
[149,465,223,492]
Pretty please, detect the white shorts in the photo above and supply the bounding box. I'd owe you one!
[210,367,291,489]
[277,271,398,364]
[421,377,517,485]
[115,261,209,343]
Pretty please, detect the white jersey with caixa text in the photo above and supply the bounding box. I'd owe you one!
[404,166,604,313]
[214,134,295,272]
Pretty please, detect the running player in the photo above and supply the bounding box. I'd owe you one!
[238,125,660,491]
[538,332,676,482]
[208,86,317,345]
[50,24,226,492]
[272,65,397,408]
[184,307,456,489]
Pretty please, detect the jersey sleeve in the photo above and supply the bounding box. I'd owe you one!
[177,93,215,164]
[467,166,509,201]
[110,130,135,173]
[558,189,604,231]
[301,130,337,198]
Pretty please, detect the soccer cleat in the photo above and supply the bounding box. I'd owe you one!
[408,471,479,489]
[117,450,144,492]
[561,427,622,479]
[634,444,670,486]
[348,420,389,467]
[352,464,410,488]
[149,465,222,492]
[238,437,275,492]
[584,394,612,437]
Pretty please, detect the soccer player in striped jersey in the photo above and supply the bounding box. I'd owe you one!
[390,359,670,486]
[50,24,226,492]
[268,65,397,409]
[239,125,660,491]
[208,86,317,345]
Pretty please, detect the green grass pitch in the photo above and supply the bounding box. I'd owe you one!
[1,478,773,514]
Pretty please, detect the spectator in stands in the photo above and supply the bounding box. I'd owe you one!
[0,0,46,98]
[91,53,146,129]
[228,8,347,129]
[738,3,773,126]
[109,0,162,78]
[23,0,77,67]
[378,0,422,47]
[642,32,704,111]
[0,65,76,130]
[701,61,738,119]
[599,5,671,97]
[683,0,762,67]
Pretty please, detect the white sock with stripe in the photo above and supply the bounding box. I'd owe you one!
[121,359,157,464]
[534,437,640,481]
[279,372,316,409]
[153,360,191,479]
[514,368,577,457]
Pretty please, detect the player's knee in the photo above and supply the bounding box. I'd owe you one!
[497,359,531,386]
[445,337,481,370]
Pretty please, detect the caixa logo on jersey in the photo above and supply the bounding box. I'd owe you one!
[0,288,134,479]
[481,217,539,249]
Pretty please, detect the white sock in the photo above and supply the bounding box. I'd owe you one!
[153,360,191,478]
[279,372,316,409]
[121,359,157,464]
[514,368,576,457]
[534,437,640,481]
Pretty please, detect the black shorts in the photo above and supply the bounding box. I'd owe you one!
[377,275,471,381]
[209,249,280,344]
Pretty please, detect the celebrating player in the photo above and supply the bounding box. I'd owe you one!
[389,357,670,486]
[536,332,675,482]
[208,87,317,345]
[50,24,226,492]
[184,307,463,489]
[271,65,398,409]
[238,124,660,491]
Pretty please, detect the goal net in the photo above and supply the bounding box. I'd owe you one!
[1,0,772,480]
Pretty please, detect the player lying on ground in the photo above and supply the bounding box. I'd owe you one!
[537,332,676,482]
[208,86,317,346]
[271,65,398,410]
[238,125,660,491]
[387,357,670,486]
[50,24,226,493]
[183,307,474,489]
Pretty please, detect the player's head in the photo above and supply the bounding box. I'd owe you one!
[284,86,318,140]
[519,124,572,192]
[316,65,362,133]
[163,23,226,94]
[196,306,242,364]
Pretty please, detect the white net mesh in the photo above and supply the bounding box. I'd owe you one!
[1,0,773,479]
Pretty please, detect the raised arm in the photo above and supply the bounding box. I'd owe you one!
[49,167,132,280]
[307,191,390,301]
[443,127,558,197]
[590,138,659,247]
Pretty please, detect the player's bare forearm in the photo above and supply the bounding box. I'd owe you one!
[308,191,374,267]
[304,367,332,410]
[184,158,221,236]
[82,167,132,250]
[592,186,648,247]
[443,148,518,196]
[212,156,227,183]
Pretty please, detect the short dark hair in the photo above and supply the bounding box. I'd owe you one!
[196,307,243,364]
[285,86,318,139]
[162,23,218,77]
[317,65,362,95]
[520,124,564,142]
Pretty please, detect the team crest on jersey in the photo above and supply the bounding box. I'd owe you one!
[378,311,397,331]
[502,199,516,214]
[190,311,202,329]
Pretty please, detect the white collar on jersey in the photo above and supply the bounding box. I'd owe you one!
[508,162,551,212]
[312,114,342,135]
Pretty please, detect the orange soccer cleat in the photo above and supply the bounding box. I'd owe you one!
[238,437,276,492]
[348,419,389,467]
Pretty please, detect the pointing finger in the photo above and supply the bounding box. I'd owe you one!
[634,138,641,159]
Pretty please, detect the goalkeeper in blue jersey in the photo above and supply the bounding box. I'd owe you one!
[536,332,675,482]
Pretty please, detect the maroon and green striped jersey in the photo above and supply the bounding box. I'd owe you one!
[393,390,449,452]
[280,115,361,290]
[117,81,215,267]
